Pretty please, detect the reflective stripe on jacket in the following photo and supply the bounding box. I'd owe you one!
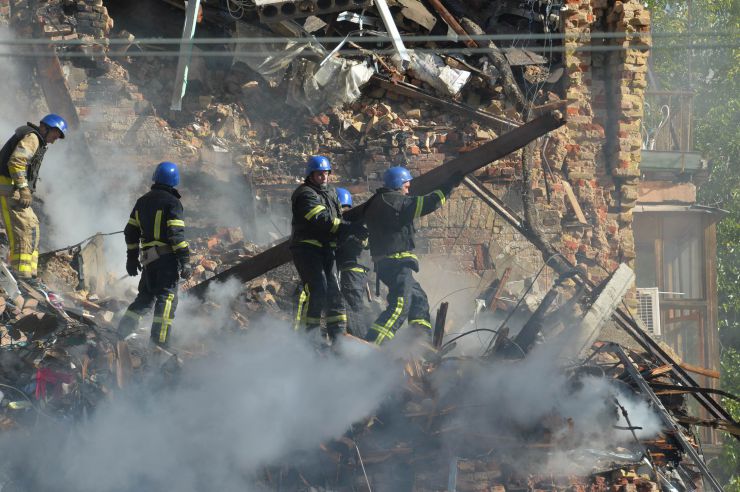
[290,180,347,248]
[124,184,190,263]
[364,185,451,260]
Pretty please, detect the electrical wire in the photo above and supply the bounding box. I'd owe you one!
[1,43,734,59]
[0,31,730,45]
[39,230,123,257]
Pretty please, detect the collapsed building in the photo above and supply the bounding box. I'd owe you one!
[0,0,737,490]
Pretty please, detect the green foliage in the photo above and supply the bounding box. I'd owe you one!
[646,0,740,485]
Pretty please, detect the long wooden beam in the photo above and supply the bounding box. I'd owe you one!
[188,111,565,298]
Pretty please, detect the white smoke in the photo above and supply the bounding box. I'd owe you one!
[0,316,404,491]
[433,340,664,475]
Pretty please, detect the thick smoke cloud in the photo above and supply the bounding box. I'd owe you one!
[0,320,403,491]
[433,341,664,475]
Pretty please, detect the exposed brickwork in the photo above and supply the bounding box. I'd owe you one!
[74,0,112,38]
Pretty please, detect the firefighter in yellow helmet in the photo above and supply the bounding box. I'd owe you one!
[0,114,67,280]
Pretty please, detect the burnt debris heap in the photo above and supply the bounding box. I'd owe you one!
[0,0,736,490]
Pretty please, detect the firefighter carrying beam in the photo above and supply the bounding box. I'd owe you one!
[361,166,463,345]
[0,114,67,280]
[290,156,361,341]
[118,161,192,347]
[335,187,371,339]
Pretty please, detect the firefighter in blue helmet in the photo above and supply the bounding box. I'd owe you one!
[0,114,67,279]
[118,161,192,347]
[291,156,358,341]
[334,187,371,338]
[360,166,463,345]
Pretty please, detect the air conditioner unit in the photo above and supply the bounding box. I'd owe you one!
[636,287,661,336]
[254,0,374,23]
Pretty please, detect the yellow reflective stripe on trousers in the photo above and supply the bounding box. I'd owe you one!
[325,314,347,324]
[158,293,175,343]
[153,210,162,240]
[167,219,185,227]
[342,266,367,273]
[433,189,446,206]
[374,296,404,345]
[304,205,325,220]
[371,323,395,344]
[172,241,189,251]
[300,239,323,248]
[293,287,308,330]
[330,217,341,234]
[0,197,15,262]
[414,196,424,219]
[409,319,433,329]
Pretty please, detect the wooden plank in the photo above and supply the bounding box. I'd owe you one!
[489,267,511,312]
[116,340,132,389]
[561,180,588,224]
[33,45,80,129]
[433,302,448,349]
[679,362,721,380]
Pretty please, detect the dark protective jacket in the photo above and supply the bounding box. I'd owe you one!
[0,124,47,193]
[290,180,349,248]
[124,184,190,264]
[364,184,453,262]
[335,225,370,270]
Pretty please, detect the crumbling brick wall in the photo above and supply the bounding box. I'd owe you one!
[555,0,649,285]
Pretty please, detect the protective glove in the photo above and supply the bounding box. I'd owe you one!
[126,254,142,277]
[179,262,193,280]
[348,221,369,239]
[17,187,32,208]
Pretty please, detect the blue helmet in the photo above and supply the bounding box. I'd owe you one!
[305,155,331,177]
[336,187,352,207]
[383,166,413,189]
[40,113,68,138]
[152,161,180,187]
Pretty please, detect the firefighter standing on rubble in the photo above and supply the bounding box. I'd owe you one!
[361,166,462,345]
[118,161,192,347]
[335,187,371,339]
[0,114,67,281]
[291,156,359,341]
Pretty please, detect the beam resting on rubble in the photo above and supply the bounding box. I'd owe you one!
[461,174,740,439]
[188,111,565,298]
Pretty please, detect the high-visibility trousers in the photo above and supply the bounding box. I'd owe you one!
[0,191,40,278]
[365,259,432,345]
[118,255,179,346]
[339,264,370,339]
[291,245,347,338]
